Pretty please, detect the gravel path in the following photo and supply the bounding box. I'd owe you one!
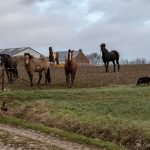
[0,124,100,150]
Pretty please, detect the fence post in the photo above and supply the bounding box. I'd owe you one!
[1,66,4,91]
[116,67,119,84]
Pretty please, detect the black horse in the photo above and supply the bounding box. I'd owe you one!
[0,54,18,82]
[100,43,120,72]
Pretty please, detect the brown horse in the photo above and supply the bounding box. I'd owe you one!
[24,53,51,86]
[49,47,59,66]
[100,43,120,72]
[64,49,78,87]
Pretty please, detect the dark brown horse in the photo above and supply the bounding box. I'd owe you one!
[0,54,18,82]
[64,49,78,87]
[49,47,59,66]
[100,43,120,72]
[24,53,51,86]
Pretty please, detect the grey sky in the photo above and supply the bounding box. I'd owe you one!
[0,0,150,60]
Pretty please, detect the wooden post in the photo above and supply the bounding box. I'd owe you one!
[116,67,119,84]
[1,66,4,91]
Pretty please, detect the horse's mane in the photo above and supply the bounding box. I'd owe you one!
[24,53,35,59]
[29,54,35,59]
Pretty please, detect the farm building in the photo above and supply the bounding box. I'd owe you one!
[0,47,45,58]
[58,49,89,65]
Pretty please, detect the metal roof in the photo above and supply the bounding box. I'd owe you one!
[0,47,46,57]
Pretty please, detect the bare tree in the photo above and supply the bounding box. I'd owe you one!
[87,53,101,65]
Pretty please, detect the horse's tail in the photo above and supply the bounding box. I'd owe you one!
[47,67,51,83]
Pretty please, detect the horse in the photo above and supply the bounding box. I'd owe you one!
[100,43,120,72]
[24,53,51,86]
[0,54,18,82]
[64,49,78,87]
[49,47,59,66]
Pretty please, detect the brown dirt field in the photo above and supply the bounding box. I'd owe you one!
[0,64,150,90]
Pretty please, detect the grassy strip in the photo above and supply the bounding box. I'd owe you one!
[0,116,125,150]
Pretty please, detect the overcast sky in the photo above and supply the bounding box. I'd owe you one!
[0,0,150,60]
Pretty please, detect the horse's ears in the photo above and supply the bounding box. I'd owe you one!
[101,43,105,46]
[49,47,52,51]
[24,53,30,57]
[68,49,74,52]
[24,53,28,56]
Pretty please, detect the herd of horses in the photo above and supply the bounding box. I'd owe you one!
[0,43,130,87]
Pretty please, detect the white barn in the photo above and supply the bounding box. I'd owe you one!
[0,47,45,58]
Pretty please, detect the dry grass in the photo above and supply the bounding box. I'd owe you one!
[1,64,150,90]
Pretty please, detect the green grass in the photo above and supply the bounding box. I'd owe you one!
[0,85,150,149]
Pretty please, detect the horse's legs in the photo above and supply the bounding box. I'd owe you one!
[27,71,33,86]
[65,73,69,86]
[37,72,42,85]
[5,70,10,82]
[44,71,47,85]
[116,59,120,72]
[13,68,18,80]
[112,61,115,72]
[10,72,13,82]
[44,70,48,84]
[56,58,59,65]
[104,62,107,72]
[9,69,13,82]
[71,73,75,87]
[106,62,109,72]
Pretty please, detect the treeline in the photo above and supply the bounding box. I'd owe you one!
[86,53,150,65]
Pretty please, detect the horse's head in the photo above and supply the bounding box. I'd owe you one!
[49,47,53,54]
[100,43,106,49]
[100,43,109,55]
[24,53,31,66]
[68,49,74,62]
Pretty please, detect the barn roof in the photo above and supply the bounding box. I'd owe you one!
[0,47,45,57]
[58,51,79,61]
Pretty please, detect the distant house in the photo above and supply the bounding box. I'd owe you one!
[0,47,45,58]
[58,49,89,65]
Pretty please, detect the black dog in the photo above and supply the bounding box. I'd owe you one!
[136,77,150,85]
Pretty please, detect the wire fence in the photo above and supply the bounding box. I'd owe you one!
[0,64,150,91]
